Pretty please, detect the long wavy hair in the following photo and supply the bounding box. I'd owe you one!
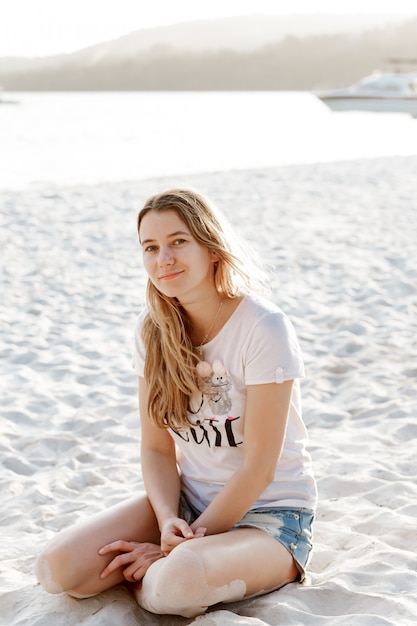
[137,188,267,430]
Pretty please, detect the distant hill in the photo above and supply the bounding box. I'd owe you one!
[1,13,416,91]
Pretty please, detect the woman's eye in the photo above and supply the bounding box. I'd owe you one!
[173,239,186,245]
[144,245,158,252]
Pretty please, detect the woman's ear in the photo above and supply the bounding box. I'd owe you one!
[211,251,219,263]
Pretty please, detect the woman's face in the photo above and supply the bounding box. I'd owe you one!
[139,209,217,303]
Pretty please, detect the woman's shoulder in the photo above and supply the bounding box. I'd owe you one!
[238,293,300,344]
[233,293,304,380]
[239,292,287,322]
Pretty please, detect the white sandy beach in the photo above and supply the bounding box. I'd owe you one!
[0,156,416,625]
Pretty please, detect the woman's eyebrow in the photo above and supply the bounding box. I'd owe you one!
[140,230,190,245]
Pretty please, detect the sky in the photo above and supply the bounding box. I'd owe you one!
[1,0,417,58]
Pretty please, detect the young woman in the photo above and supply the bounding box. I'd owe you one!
[35,189,317,618]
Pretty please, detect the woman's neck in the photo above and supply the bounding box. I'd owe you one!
[183,294,243,348]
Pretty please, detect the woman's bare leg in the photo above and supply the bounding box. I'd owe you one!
[135,527,299,618]
[35,494,160,597]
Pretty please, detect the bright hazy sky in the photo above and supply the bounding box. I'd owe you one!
[1,0,417,58]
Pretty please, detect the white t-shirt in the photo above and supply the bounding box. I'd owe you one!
[133,293,317,513]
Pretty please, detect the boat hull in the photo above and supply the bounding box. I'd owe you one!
[319,95,417,115]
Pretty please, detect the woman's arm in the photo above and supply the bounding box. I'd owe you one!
[139,376,180,522]
[97,376,203,581]
[139,377,205,552]
[190,379,294,535]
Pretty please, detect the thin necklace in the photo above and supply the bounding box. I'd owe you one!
[197,299,223,357]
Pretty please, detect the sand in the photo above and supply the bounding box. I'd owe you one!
[0,156,416,625]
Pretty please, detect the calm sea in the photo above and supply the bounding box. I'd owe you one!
[2,91,417,190]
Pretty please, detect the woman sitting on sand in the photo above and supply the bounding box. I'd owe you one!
[35,188,317,618]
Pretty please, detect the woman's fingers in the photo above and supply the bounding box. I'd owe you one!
[122,561,150,582]
[162,517,192,539]
[98,532,207,578]
[122,543,164,581]
[99,541,164,580]
[98,540,140,579]
[177,520,194,538]
[98,539,135,555]
[161,522,207,554]
[99,551,135,579]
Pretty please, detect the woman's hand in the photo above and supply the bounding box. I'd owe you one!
[98,541,164,582]
[160,517,206,555]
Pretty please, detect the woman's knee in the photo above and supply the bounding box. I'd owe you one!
[35,542,66,594]
[35,536,84,595]
[135,544,246,617]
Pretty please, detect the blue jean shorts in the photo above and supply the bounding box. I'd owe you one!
[179,493,314,581]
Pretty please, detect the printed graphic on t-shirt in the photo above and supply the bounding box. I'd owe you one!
[174,359,243,448]
[196,359,232,415]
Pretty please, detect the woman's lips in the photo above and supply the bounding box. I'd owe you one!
[158,270,184,280]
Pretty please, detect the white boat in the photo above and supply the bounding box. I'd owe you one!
[317,70,417,116]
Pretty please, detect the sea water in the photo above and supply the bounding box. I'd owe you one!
[1,91,417,190]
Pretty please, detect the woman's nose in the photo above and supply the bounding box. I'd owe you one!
[158,245,174,266]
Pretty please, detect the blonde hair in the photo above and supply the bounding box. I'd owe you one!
[138,188,267,430]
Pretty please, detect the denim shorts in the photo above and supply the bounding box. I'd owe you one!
[179,493,314,581]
